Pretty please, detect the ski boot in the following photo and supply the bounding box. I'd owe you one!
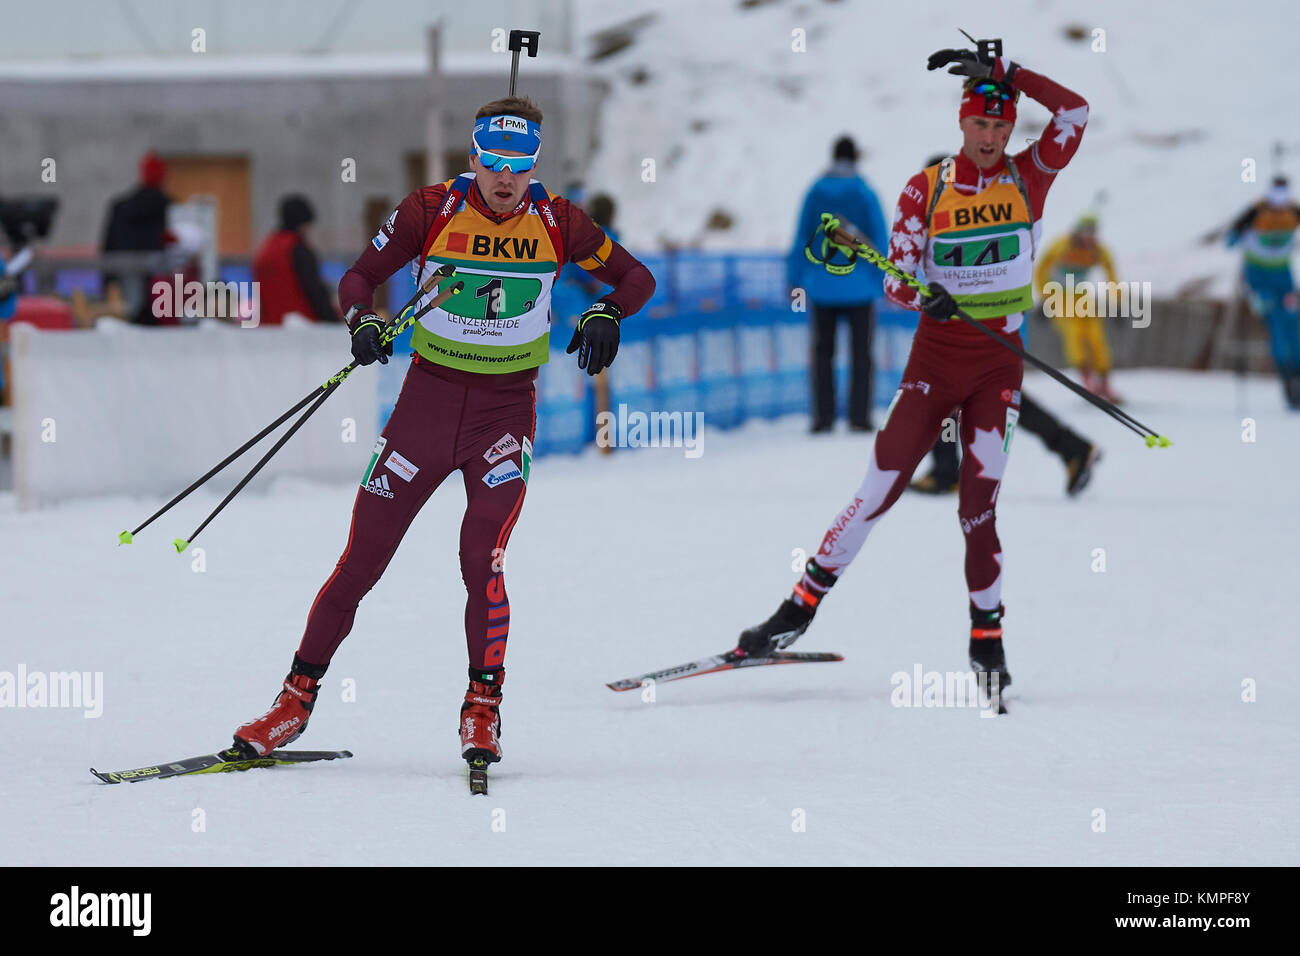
[232,654,325,757]
[1063,441,1102,497]
[910,438,960,495]
[737,559,837,656]
[1284,372,1300,410]
[460,668,504,766]
[1095,375,1123,405]
[908,471,959,495]
[969,604,1012,701]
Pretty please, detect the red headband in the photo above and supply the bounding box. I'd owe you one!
[960,88,1016,125]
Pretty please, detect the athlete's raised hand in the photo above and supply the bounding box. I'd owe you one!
[926,47,991,79]
[566,301,622,376]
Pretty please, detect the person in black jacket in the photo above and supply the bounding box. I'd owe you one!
[101,152,171,325]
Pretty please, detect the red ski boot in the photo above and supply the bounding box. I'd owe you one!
[233,657,324,757]
[460,669,504,765]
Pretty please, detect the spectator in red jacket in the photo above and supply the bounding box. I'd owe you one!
[252,196,342,326]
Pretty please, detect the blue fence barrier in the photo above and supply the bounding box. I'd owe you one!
[33,253,916,455]
[28,252,918,458]
[373,252,920,456]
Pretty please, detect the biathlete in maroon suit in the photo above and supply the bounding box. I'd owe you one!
[736,45,1089,693]
[233,95,654,769]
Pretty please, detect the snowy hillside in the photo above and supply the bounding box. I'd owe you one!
[2,370,1297,865]
[575,0,1295,297]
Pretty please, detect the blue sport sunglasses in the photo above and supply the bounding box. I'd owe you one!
[473,146,539,174]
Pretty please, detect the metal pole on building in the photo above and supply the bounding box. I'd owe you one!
[424,22,444,187]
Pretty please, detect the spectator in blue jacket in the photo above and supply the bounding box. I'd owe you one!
[0,252,16,320]
[788,136,888,431]
[1,248,16,403]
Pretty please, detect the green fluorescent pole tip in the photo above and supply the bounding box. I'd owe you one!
[118,531,133,545]
[1145,435,1173,448]
[173,538,189,553]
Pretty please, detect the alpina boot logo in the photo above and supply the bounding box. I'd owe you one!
[269,717,300,740]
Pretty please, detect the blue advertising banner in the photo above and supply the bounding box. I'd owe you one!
[365,253,918,455]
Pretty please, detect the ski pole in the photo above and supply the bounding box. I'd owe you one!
[170,272,465,551]
[807,214,1172,446]
[118,265,459,545]
[171,379,339,554]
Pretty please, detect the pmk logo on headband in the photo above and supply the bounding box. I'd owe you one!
[473,114,542,154]
[492,116,531,134]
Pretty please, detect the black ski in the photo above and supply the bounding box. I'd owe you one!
[467,756,490,796]
[90,748,353,784]
[607,649,843,692]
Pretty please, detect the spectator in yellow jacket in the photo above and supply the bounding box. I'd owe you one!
[1035,214,1121,402]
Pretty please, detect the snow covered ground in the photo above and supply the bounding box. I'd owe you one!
[2,370,1297,865]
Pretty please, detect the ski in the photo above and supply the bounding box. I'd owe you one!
[90,748,353,784]
[606,649,843,692]
[467,756,490,796]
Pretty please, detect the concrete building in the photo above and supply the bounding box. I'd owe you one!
[0,0,604,260]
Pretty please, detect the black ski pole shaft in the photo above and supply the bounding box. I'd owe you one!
[946,302,1155,439]
[169,274,466,550]
[174,380,340,553]
[814,217,1171,445]
[941,297,1166,441]
[119,268,455,544]
[119,389,320,543]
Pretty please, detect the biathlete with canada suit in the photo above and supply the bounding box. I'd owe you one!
[231,96,655,772]
[736,42,1089,696]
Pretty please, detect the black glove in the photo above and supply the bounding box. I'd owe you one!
[920,281,959,321]
[349,313,392,366]
[0,274,16,302]
[926,47,992,79]
[566,301,622,375]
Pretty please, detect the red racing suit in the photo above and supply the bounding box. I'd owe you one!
[296,179,654,671]
[811,61,1088,613]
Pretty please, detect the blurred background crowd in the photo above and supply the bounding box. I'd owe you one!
[2,0,1295,476]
